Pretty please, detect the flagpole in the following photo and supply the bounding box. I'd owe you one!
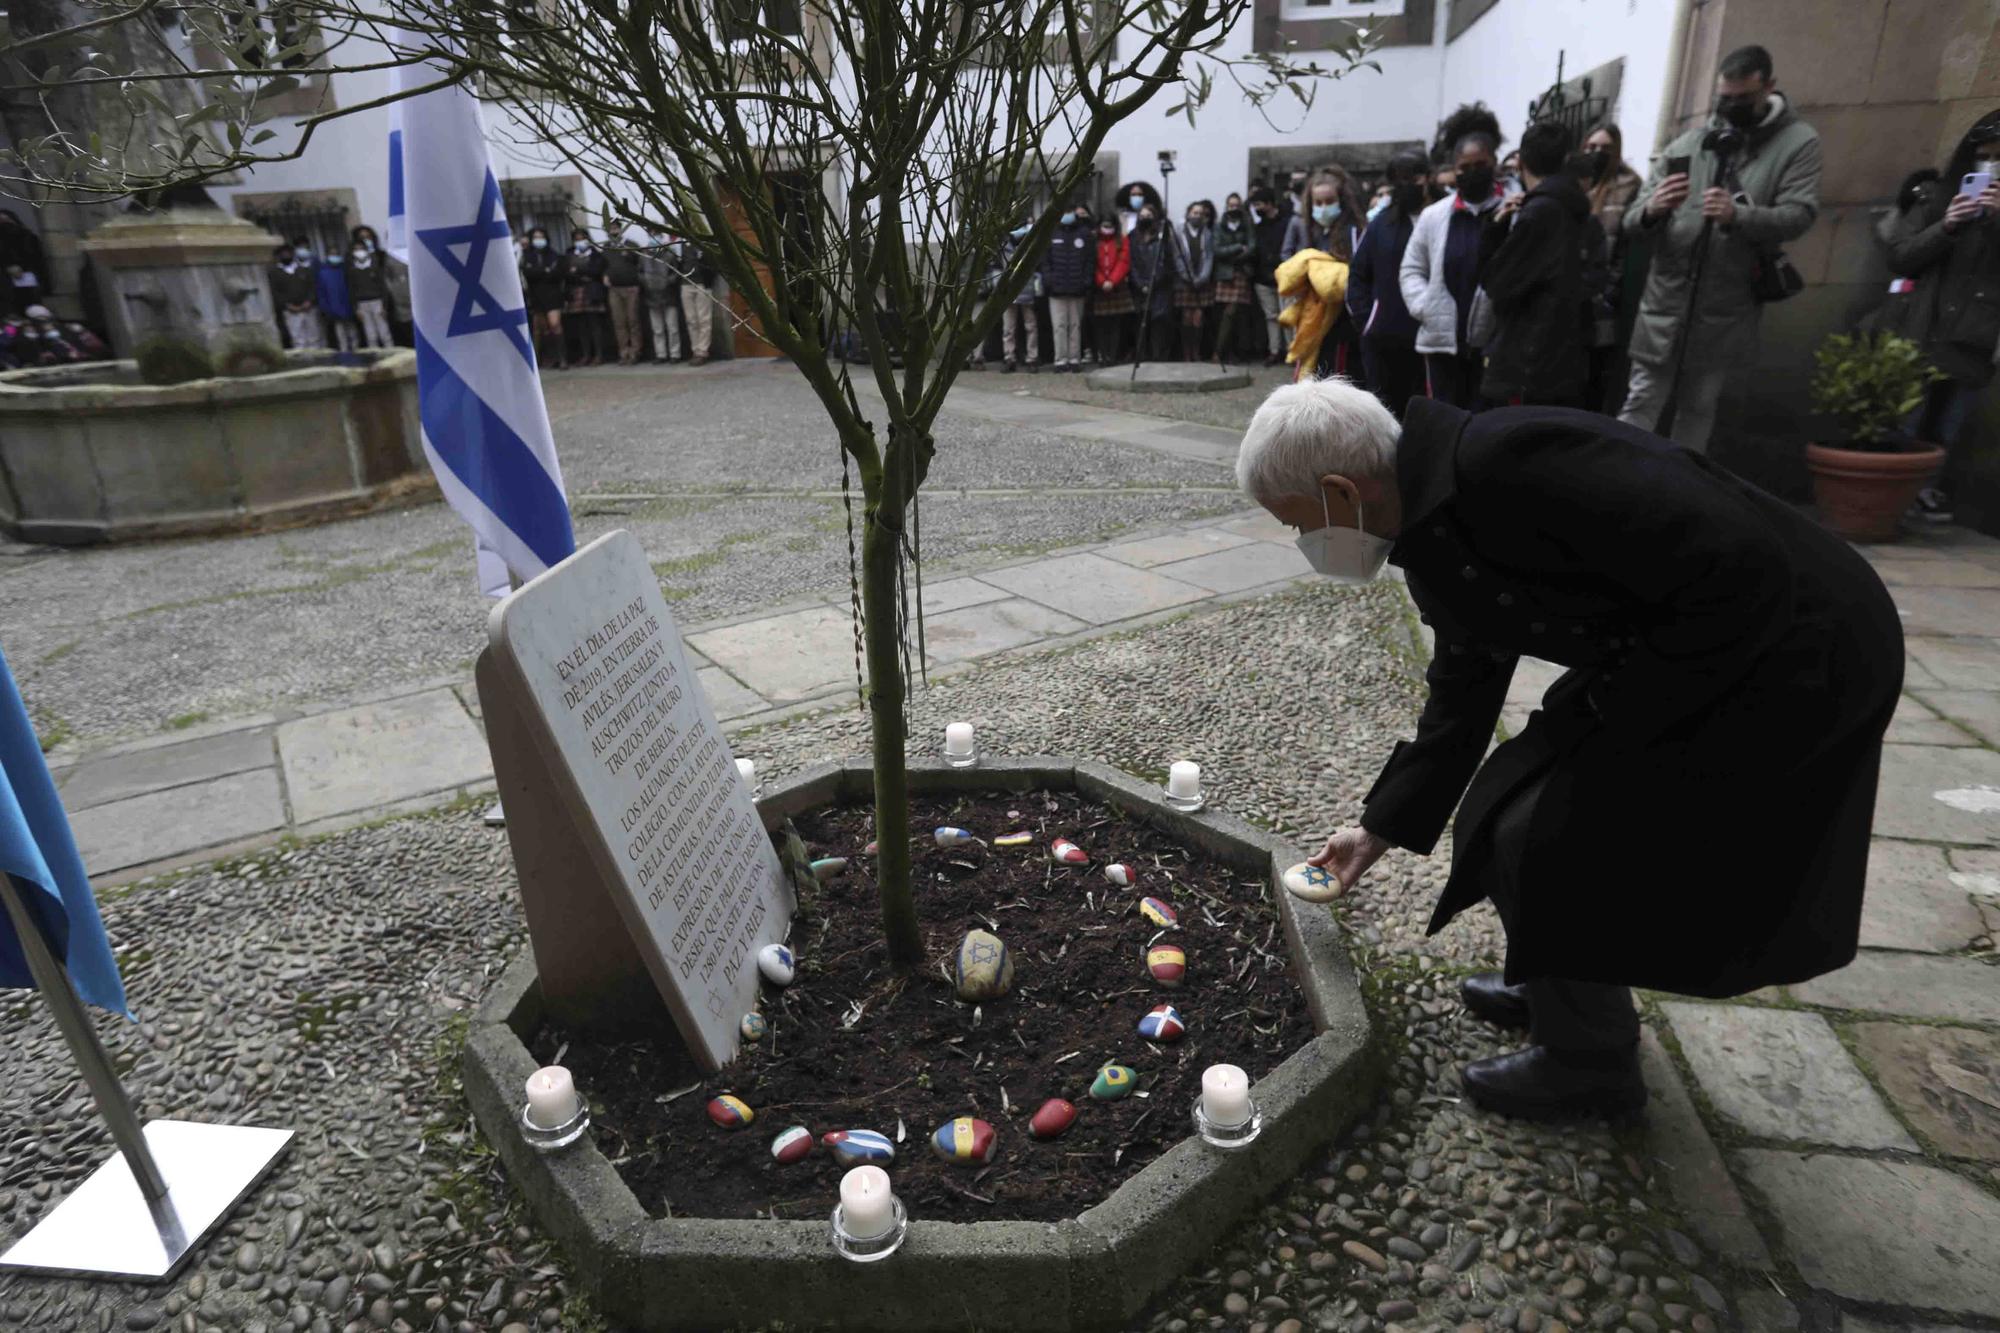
[0,871,167,1202]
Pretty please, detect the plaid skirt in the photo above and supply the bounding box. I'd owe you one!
[1093,286,1135,316]
[1212,274,1254,306]
[1174,282,1213,310]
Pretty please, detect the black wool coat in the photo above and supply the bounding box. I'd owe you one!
[1361,401,1903,997]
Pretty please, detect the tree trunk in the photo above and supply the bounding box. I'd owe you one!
[860,449,923,968]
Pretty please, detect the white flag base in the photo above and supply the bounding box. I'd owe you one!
[484,801,507,828]
[0,1119,292,1280]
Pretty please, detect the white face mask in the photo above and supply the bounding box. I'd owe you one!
[1295,488,1392,584]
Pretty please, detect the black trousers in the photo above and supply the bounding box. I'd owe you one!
[1366,337,1424,419]
[1484,772,1640,1056]
[1424,351,1484,409]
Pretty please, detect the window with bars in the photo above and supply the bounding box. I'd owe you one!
[238,195,351,261]
[500,181,580,250]
[718,0,804,42]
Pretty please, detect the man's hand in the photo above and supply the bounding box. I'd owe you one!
[1306,828,1391,895]
[1645,173,1691,222]
[1492,195,1524,224]
[1700,187,1737,225]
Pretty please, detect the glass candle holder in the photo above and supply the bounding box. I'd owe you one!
[736,757,764,799]
[519,1100,591,1152]
[1191,1096,1263,1150]
[1164,760,1204,812]
[829,1195,909,1262]
[943,722,978,769]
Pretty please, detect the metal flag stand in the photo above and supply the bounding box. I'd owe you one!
[0,872,292,1281]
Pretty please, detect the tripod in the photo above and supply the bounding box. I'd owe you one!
[1129,164,1174,382]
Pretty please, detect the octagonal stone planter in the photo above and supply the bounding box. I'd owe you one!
[461,756,1379,1331]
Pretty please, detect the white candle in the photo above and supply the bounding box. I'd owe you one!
[525,1066,581,1130]
[839,1165,895,1240]
[1167,761,1202,800]
[1201,1064,1251,1128]
[736,758,757,787]
[944,722,976,756]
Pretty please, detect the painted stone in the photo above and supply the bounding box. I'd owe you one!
[811,857,849,880]
[864,840,878,855]
[757,942,796,986]
[1089,1064,1137,1100]
[1050,837,1089,865]
[1028,1098,1077,1140]
[770,1126,813,1163]
[1103,863,1134,887]
[707,1094,754,1128]
[1138,1003,1186,1043]
[739,1012,768,1041]
[820,1129,895,1165]
[1146,944,1186,987]
[1281,861,1343,903]
[994,831,1033,848]
[1139,896,1178,927]
[934,826,982,848]
[954,928,1015,1002]
[929,1116,999,1165]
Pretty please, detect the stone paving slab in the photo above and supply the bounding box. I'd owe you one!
[1858,840,1990,953]
[921,598,1089,663]
[1884,692,1975,745]
[1213,511,1295,544]
[980,552,1208,625]
[688,604,861,703]
[1902,635,2000,690]
[53,726,273,811]
[1843,1318,1967,1333]
[1913,688,2000,746]
[1872,743,2000,845]
[1790,950,2000,1024]
[1634,1030,1774,1266]
[1868,555,2000,587]
[1662,1002,1916,1149]
[696,666,768,722]
[1101,526,1255,569]
[1733,1150,2000,1316]
[1153,541,1312,594]
[1889,585,2000,636]
[277,687,492,824]
[67,766,286,876]
[916,576,1012,615]
[1849,1022,2000,1161]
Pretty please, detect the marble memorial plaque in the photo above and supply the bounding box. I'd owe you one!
[486,530,790,1070]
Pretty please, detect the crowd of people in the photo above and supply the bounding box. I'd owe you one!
[0,210,109,370]
[268,226,411,354]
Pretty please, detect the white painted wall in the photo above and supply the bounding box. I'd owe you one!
[210,0,1681,243]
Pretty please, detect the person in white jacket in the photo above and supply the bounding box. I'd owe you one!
[1400,107,1508,408]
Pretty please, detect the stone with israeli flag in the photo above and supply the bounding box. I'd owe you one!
[386,62,575,597]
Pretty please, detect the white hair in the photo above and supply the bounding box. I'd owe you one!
[1234,375,1400,504]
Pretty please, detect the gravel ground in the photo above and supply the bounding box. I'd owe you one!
[0,580,1738,1332]
[3,362,1240,749]
[988,360,1295,432]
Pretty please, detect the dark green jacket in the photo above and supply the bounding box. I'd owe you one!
[1212,219,1257,283]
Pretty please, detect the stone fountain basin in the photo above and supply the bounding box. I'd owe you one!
[461,757,1379,1331]
[0,348,432,545]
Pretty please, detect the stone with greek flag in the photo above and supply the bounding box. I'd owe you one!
[386,67,575,595]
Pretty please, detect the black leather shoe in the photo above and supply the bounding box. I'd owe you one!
[1459,972,1531,1028]
[1462,1045,1647,1121]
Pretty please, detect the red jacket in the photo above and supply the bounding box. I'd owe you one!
[1094,234,1130,290]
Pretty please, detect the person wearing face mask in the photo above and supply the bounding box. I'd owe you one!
[1347,149,1429,417]
[1210,201,1259,365]
[1248,187,1291,365]
[313,240,357,353]
[344,239,394,348]
[1578,124,1644,412]
[1617,45,1821,454]
[1474,119,1591,409]
[1874,113,2000,524]
[1279,168,1364,379]
[1125,206,1175,360]
[1089,214,1132,364]
[520,227,571,370]
[350,224,411,345]
[637,231,683,364]
[1116,180,1162,237]
[1041,203,1096,371]
[1169,202,1215,362]
[1235,375,1902,1121]
[268,243,321,351]
[1400,105,1507,408]
[564,231,612,367]
[992,219,1044,372]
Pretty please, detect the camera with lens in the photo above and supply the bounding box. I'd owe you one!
[1157,149,1178,175]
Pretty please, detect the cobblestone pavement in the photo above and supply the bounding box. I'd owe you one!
[2,366,1997,1331]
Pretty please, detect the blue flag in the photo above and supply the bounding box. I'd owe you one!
[385,77,576,597]
[0,645,128,1017]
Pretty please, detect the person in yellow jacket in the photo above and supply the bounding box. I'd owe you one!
[1276,247,1350,383]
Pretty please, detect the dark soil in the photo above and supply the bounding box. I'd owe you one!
[534,789,1313,1223]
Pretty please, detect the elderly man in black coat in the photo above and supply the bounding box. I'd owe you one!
[1238,378,1902,1118]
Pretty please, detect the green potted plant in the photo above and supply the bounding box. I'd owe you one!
[1804,331,1948,542]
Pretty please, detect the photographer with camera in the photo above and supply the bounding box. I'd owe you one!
[1617,45,1821,454]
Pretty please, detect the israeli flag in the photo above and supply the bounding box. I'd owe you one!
[386,72,575,596]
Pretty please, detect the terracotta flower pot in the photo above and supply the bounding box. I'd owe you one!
[1804,440,1946,543]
